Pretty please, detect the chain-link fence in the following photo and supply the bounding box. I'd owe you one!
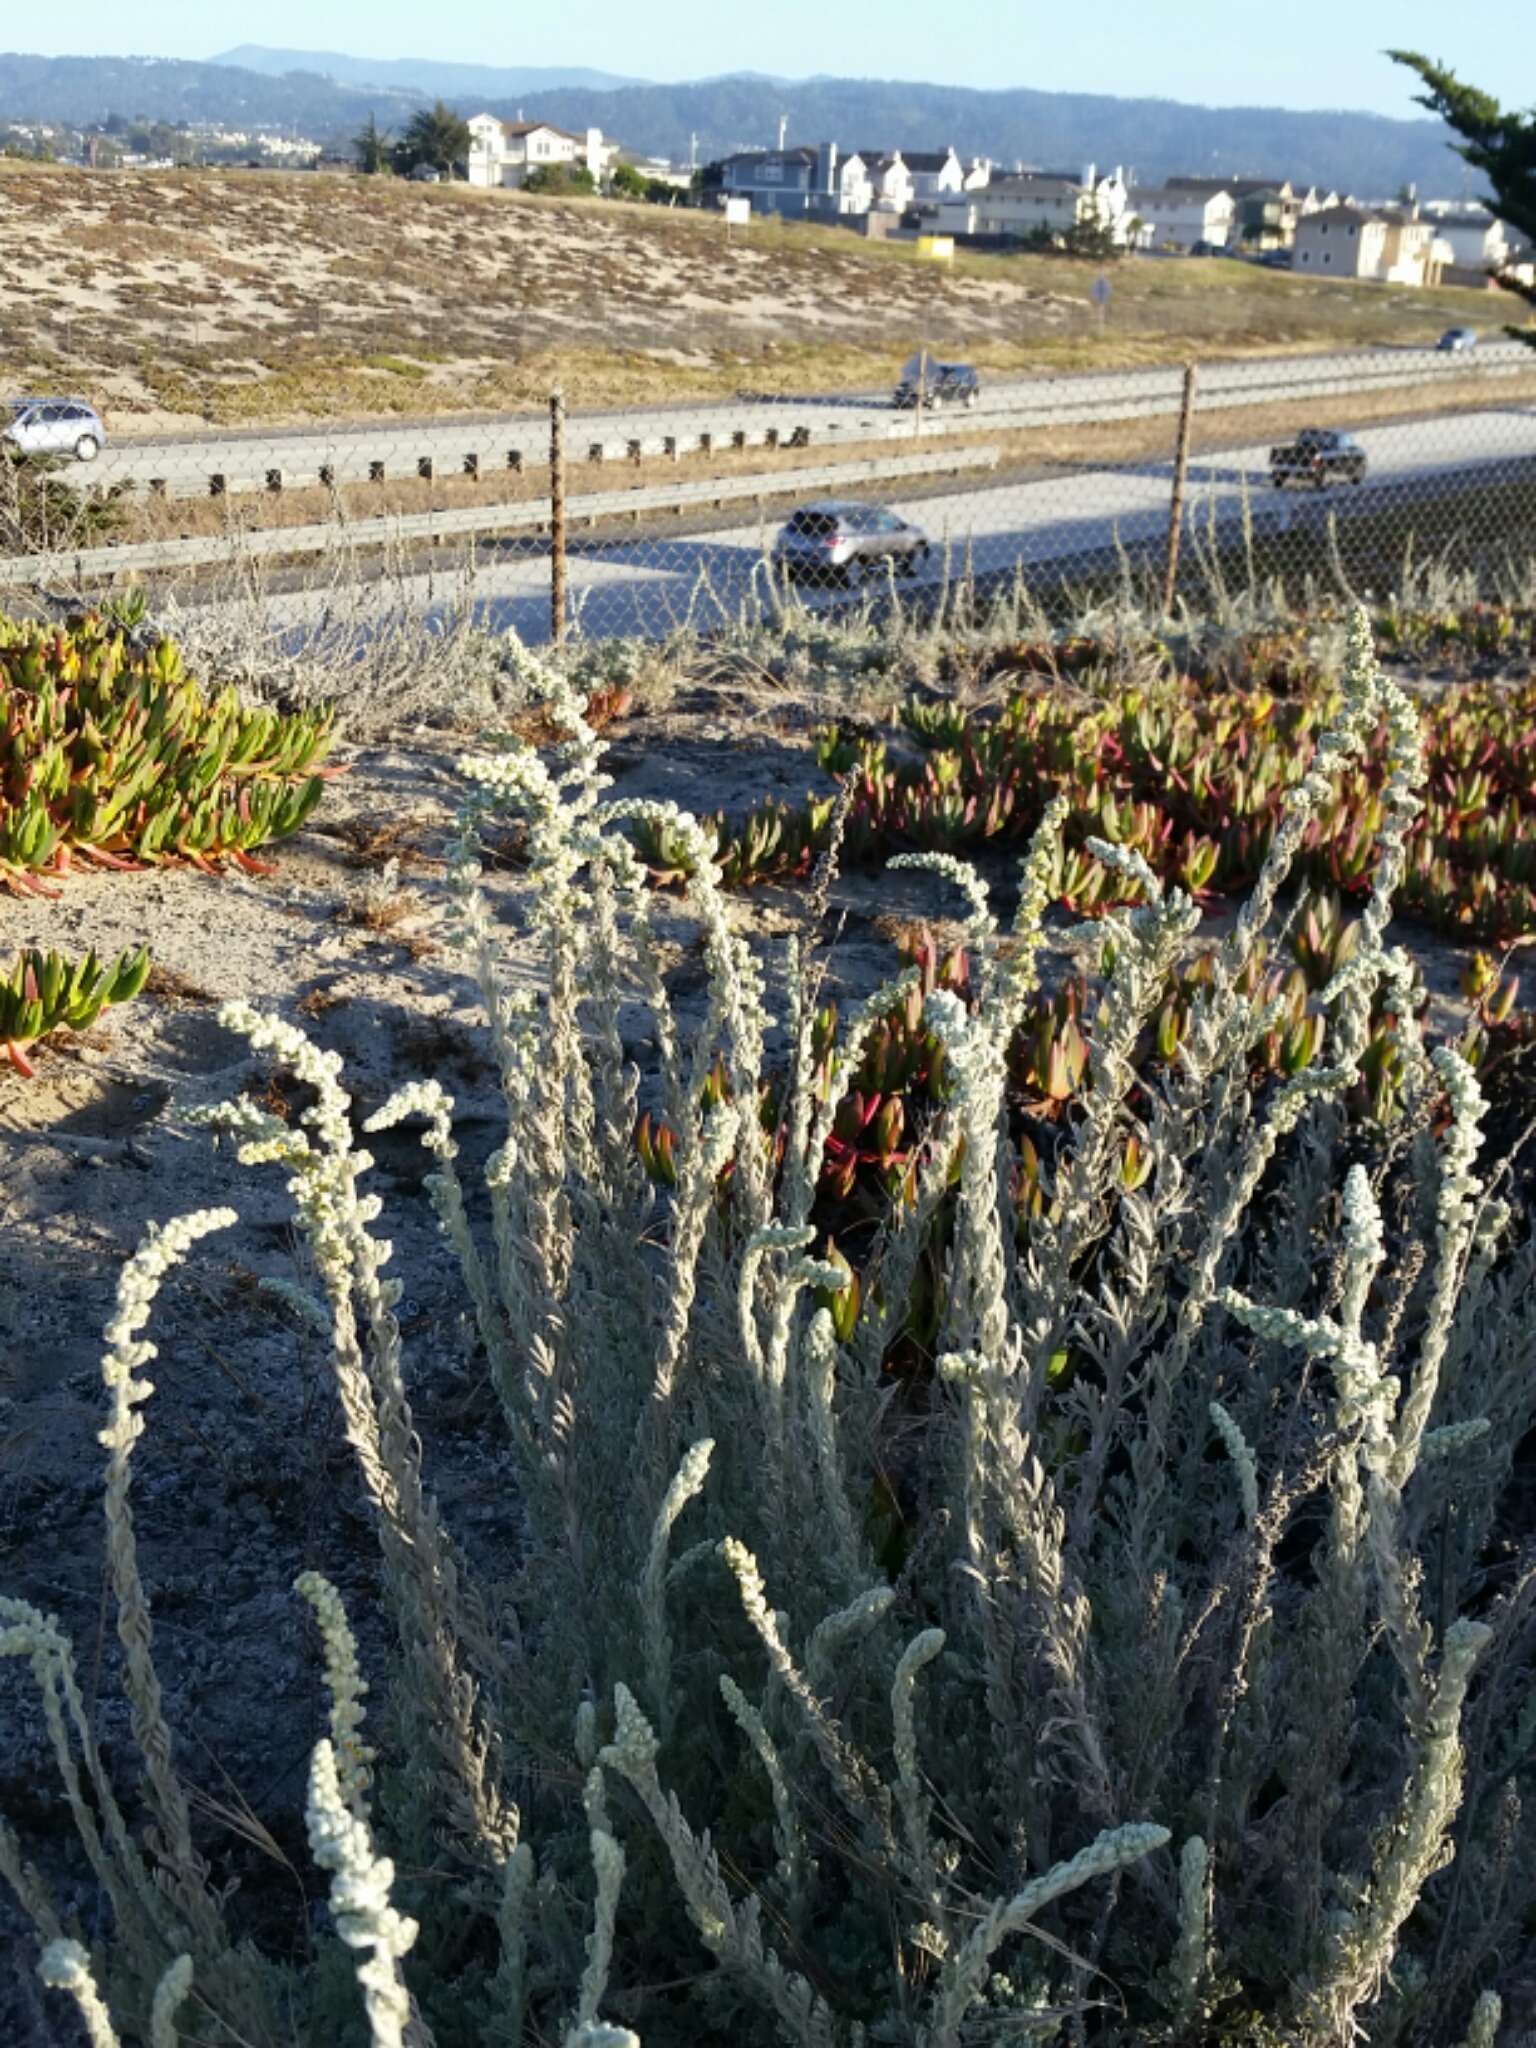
[4,341,1536,647]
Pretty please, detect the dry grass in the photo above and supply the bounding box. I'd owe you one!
[0,161,1521,435]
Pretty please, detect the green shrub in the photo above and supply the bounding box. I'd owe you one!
[5,615,1535,2048]
[524,163,598,197]
[0,610,335,894]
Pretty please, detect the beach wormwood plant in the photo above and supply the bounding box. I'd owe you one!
[3,612,1535,2048]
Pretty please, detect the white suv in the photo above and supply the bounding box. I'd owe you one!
[3,397,107,462]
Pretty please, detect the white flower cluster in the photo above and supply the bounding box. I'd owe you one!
[1208,1401,1260,1526]
[38,1940,122,2048]
[602,1683,661,1774]
[200,1002,379,1273]
[295,1571,376,1817]
[887,851,994,942]
[305,1739,419,2048]
[100,1208,238,1455]
[1083,834,1164,904]
[924,1823,1170,2048]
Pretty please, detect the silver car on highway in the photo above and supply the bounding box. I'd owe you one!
[3,396,107,462]
[773,501,932,586]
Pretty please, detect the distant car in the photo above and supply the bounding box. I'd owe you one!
[773,501,931,586]
[1189,239,1221,258]
[1270,427,1367,489]
[893,359,980,411]
[3,397,106,462]
[409,164,442,184]
[1437,327,1478,352]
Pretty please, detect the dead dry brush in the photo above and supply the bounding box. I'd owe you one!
[2,616,1535,2048]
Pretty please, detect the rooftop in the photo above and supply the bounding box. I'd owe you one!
[1166,175,1288,197]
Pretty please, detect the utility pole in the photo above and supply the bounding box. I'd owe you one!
[777,113,788,152]
[689,131,698,172]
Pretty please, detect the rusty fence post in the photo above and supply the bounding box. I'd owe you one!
[1163,360,1198,617]
[550,386,567,649]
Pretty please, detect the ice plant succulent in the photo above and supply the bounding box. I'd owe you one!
[0,610,334,894]
[0,943,149,1074]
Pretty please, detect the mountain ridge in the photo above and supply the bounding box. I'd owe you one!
[211,45,646,96]
[0,49,1473,198]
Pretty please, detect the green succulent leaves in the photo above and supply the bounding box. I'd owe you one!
[1,611,334,894]
[1,945,151,1074]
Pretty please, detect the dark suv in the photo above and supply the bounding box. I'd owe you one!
[1270,428,1368,489]
[893,360,981,411]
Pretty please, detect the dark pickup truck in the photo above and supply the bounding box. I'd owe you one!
[1270,428,1368,489]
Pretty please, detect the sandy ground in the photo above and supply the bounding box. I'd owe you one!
[0,164,1507,434]
[0,684,1501,2033]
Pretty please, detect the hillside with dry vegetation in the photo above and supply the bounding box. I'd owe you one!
[0,161,1510,433]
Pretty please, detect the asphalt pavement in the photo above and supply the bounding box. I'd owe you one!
[86,342,1533,500]
[233,400,1536,648]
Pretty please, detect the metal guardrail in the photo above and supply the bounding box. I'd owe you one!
[77,344,1532,503]
[0,445,1003,587]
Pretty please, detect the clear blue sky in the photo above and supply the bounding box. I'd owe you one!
[21,2,1533,118]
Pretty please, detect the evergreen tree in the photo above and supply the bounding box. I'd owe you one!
[352,113,391,175]
[1390,52,1536,345]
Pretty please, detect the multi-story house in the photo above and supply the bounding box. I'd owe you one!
[1427,208,1511,272]
[466,115,619,190]
[714,144,854,216]
[1291,202,1451,285]
[1160,177,1338,249]
[932,164,1132,244]
[1127,183,1235,250]
[874,147,967,206]
[855,151,913,213]
[711,142,970,219]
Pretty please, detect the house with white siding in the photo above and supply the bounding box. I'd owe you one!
[1127,184,1235,250]
[711,142,971,219]
[466,115,619,189]
[931,164,1133,244]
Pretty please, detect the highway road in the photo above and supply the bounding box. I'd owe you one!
[87,342,1534,500]
[233,402,1536,650]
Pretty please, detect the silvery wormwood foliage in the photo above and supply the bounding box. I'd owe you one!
[3,617,1535,2048]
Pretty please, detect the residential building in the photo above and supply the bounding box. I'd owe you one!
[1427,208,1512,272]
[1292,204,1388,278]
[1127,183,1235,250]
[466,115,618,189]
[872,147,966,206]
[931,164,1132,244]
[1162,177,1339,249]
[710,142,969,219]
[1292,202,1451,285]
[714,144,849,216]
[854,151,912,213]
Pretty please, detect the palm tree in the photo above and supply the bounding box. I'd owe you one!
[396,101,472,181]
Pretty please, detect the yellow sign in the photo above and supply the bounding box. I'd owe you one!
[916,235,954,263]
